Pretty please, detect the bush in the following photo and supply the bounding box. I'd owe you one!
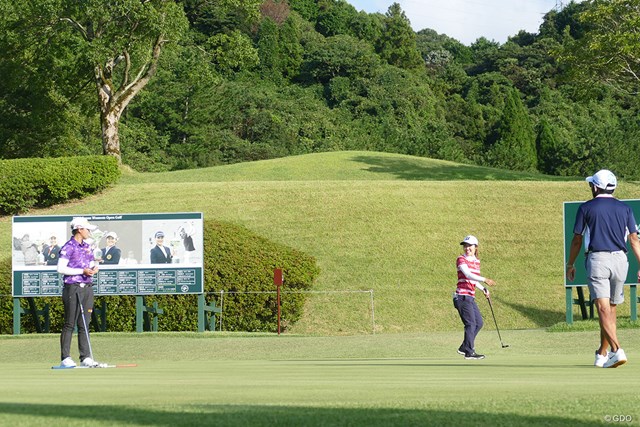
[0,156,120,215]
[0,220,319,334]
[0,258,13,334]
[201,221,319,332]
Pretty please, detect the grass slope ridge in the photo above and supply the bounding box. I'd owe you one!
[2,151,640,334]
[118,151,575,183]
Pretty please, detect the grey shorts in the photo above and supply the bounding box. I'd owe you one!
[586,251,628,304]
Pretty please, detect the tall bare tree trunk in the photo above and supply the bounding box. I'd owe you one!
[94,36,165,163]
[98,90,124,161]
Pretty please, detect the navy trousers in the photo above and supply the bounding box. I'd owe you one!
[454,295,483,355]
[60,284,94,361]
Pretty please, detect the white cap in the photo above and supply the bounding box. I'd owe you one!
[70,217,97,231]
[586,169,617,190]
[460,235,479,246]
[105,231,118,240]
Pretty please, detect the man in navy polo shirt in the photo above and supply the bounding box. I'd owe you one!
[567,170,640,368]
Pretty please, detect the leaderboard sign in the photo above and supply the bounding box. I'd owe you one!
[12,213,203,297]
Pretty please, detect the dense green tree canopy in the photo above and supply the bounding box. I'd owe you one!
[1,0,640,179]
[560,0,640,91]
[377,3,423,69]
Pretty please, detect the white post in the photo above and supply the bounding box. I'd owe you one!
[219,290,224,331]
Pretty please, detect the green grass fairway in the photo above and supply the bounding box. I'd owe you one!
[1,329,638,426]
[0,151,608,335]
[0,152,640,335]
[3,151,640,334]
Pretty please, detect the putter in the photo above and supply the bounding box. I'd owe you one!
[487,296,509,348]
[77,291,95,362]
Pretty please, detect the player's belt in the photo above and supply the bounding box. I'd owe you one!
[585,250,625,256]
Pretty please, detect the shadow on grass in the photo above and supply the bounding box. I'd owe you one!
[351,155,575,182]
[498,300,564,328]
[0,402,603,426]
[298,362,590,369]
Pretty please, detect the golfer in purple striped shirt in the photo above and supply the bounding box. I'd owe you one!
[57,217,100,368]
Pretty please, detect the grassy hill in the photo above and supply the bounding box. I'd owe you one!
[3,151,640,334]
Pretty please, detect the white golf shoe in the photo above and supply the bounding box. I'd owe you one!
[81,357,99,367]
[594,351,609,368]
[603,348,627,368]
[60,357,76,368]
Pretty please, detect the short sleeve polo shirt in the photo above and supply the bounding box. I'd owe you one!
[574,196,638,253]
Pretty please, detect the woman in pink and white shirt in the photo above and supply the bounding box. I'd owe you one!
[454,235,496,360]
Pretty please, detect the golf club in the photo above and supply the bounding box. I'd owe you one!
[486,296,509,348]
[77,291,95,362]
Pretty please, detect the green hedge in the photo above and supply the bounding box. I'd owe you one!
[0,156,120,215]
[0,258,13,333]
[0,220,319,334]
[201,221,319,331]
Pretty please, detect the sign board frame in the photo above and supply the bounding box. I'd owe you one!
[12,213,204,297]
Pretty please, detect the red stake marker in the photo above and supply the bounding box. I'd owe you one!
[274,269,283,335]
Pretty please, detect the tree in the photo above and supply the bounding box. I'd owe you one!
[377,3,423,69]
[532,88,583,176]
[279,15,304,79]
[256,7,303,81]
[260,0,290,25]
[1,0,263,162]
[288,0,319,22]
[123,41,223,170]
[467,37,501,75]
[57,1,190,162]
[316,0,358,37]
[0,1,98,159]
[301,34,380,84]
[539,1,591,41]
[486,88,537,171]
[257,18,283,78]
[536,117,560,174]
[444,93,485,162]
[559,0,640,91]
[182,0,262,39]
[205,29,260,74]
[349,11,384,45]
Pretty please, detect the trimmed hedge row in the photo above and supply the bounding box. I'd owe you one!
[202,221,319,332]
[0,220,319,334]
[0,156,120,215]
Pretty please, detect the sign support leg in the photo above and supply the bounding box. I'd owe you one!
[13,298,21,335]
[197,293,205,332]
[136,296,144,333]
[631,285,637,321]
[565,287,573,325]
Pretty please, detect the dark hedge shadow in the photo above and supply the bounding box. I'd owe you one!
[498,300,564,327]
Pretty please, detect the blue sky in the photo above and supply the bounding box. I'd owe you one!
[345,0,578,45]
